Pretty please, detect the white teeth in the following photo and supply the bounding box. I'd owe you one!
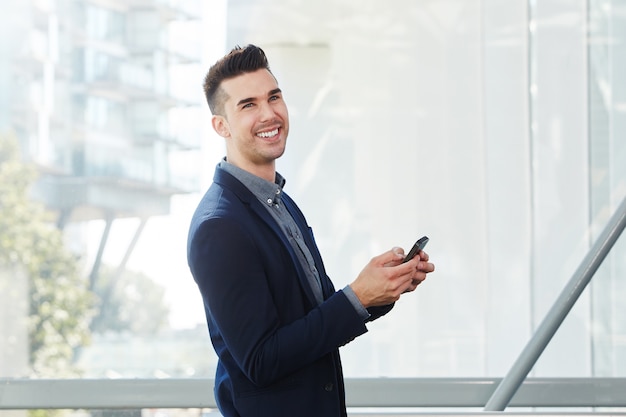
[257,128,279,138]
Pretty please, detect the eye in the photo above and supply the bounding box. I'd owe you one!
[242,102,254,109]
[269,95,280,101]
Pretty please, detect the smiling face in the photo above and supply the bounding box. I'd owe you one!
[211,68,289,181]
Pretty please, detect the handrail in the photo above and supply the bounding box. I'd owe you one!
[1,377,626,409]
[484,196,626,411]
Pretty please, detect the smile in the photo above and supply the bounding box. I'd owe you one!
[257,128,279,138]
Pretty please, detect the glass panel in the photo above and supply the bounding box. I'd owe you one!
[0,0,625,394]
[587,0,626,376]
[86,4,126,44]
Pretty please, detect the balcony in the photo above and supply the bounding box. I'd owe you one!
[127,0,202,21]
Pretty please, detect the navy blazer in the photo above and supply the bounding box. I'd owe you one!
[187,165,393,417]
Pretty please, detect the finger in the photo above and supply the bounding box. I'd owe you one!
[419,250,429,262]
[375,247,405,266]
[413,270,427,282]
[403,278,420,293]
[392,246,406,257]
[384,247,407,267]
[391,255,421,278]
[416,261,435,273]
[396,258,421,277]
[384,259,403,267]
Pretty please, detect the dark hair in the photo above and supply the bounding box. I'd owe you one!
[203,44,272,115]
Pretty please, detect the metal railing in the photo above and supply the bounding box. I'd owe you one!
[485,196,626,411]
[1,377,626,409]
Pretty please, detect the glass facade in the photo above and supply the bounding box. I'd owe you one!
[1,0,625,410]
[219,0,625,379]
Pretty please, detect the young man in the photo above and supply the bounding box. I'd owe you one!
[187,44,435,417]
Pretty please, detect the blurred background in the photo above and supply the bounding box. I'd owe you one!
[0,0,625,394]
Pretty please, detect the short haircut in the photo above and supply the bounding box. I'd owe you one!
[203,44,273,116]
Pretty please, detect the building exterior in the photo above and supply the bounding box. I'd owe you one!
[0,0,203,301]
[1,0,201,226]
[0,0,205,382]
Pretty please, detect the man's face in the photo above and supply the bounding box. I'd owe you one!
[212,69,289,179]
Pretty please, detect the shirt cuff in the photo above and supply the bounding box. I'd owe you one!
[342,285,371,321]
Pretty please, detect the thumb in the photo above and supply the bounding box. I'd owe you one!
[378,247,405,265]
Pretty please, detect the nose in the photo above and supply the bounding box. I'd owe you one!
[258,102,275,122]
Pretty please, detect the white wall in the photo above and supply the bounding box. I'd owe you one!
[225,0,626,379]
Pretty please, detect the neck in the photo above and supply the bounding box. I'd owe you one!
[225,157,276,183]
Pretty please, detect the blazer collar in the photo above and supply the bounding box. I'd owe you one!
[213,164,322,308]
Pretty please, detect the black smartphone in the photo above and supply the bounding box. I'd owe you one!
[403,236,429,263]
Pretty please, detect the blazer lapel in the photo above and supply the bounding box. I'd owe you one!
[214,167,321,308]
[282,195,334,300]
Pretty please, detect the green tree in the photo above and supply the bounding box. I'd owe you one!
[91,265,170,336]
[0,134,94,377]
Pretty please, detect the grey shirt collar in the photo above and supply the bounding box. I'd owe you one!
[219,158,286,206]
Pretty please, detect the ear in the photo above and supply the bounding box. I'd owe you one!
[212,115,231,138]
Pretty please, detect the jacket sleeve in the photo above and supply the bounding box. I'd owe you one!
[366,304,395,322]
[188,217,369,387]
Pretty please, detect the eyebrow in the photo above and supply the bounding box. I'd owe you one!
[236,88,282,107]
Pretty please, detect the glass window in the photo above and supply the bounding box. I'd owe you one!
[86,4,126,44]
[0,0,625,398]
[85,96,127,133]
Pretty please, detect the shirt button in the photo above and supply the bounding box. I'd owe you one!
[324,382,334,392]
[266,198,273,205]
